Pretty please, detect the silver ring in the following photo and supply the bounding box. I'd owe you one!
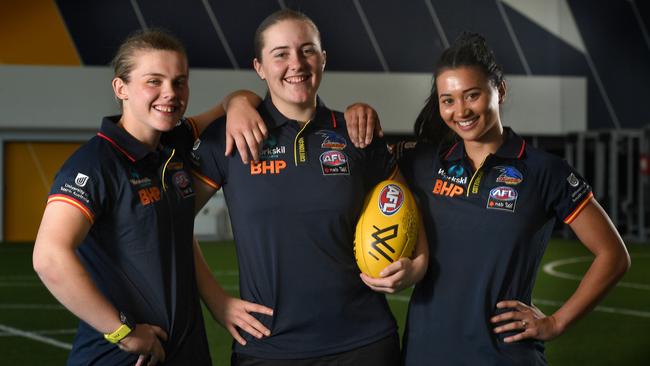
[521,320,528,329]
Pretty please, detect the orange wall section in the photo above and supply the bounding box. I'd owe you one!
[4,142,82,242]
[0,0,80,65]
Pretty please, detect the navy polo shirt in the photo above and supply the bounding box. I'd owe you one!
[399,128,593,366]
[48,116,211,366]
[191,97,397,359]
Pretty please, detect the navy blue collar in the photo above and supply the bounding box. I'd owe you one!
[261,95,335,130]
[443,127,526,161]
[97,116,158,163]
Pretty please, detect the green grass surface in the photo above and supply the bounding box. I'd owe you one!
[1,239,648,365]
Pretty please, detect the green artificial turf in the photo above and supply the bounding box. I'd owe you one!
[1,239,648,365]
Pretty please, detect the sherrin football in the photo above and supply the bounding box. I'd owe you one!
[354,180,419,278]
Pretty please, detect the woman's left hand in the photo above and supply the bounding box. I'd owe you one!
[491,300,563,342]
[360,257,416,294]
[217,296,273,346]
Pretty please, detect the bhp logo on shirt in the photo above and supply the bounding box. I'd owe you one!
[250,160,287,175]
[432,179,464,197]
[139,187,161,205]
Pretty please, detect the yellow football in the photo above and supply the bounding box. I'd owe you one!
[354,180,419,278]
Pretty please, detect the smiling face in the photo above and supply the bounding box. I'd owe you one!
[436,66,505,144]
[253,19,325,118]
[112,49,189,146]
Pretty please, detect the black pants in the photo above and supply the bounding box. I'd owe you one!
[231,333,400,366]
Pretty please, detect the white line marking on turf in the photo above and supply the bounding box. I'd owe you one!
[532,299,650,318]
[385,295,650,318]
[0,328,76,337]
[543,255,650,290]
[0,324,72,350]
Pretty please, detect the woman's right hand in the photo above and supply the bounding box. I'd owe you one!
[118,324,168,366]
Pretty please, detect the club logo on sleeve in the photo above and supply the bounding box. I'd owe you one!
[75,173,89,187]
[567,173,580,187]
[378,184,404,216]
[320,150,350,175]
[494,166,523,185]
[317,130,347,150]
[487,186,518,212]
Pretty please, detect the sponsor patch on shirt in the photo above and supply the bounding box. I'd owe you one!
[487,186,518,212]
[317,130,347,150]
[320,150,349,175]
[75,173,89,187]
[567,173,580,187]
[568,173,590,202]
[173,171,194,198]
[431,179,464,197]
[437,165,468,185]
[259,135,287,160]
[250,160,287,175]
[60,182,91,204]
[494,166,523,185]
[378,184,404,216]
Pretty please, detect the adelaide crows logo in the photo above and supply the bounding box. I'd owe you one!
[317,130,347,150]
[494,166,523,185]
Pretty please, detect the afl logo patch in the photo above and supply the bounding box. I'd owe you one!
[487,186,518,212]
[320,150,350,175]
[173,171,194,198]
[75,173,89,187]
[378,184,404,216]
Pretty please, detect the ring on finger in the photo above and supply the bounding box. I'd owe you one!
[521,320,528,329]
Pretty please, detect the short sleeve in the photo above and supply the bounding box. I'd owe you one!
[47,147,107,225]
[543,158,593,224]
[190,117,228,190]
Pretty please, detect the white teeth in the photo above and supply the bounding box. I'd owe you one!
[457,118,477,127]
[154,105,175,113]
[284,75,308,84]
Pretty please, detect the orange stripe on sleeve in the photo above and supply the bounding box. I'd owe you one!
[563,191,594,224]
[191,170,221,190]
[47,194,94,225]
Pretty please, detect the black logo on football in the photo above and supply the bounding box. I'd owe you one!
[369,225,398,262]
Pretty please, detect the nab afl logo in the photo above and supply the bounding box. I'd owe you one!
[173,171,190,189]
[489,186,518,201]
[75,173,89,187]
[320,150,346,166]
[378,184,404,216]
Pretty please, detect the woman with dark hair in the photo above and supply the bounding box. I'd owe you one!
[390,32,630,365]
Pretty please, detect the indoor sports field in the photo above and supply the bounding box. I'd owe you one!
[1,239,648,365]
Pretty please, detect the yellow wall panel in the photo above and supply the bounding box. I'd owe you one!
[0,0,80,65]
[4,142,81,242]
